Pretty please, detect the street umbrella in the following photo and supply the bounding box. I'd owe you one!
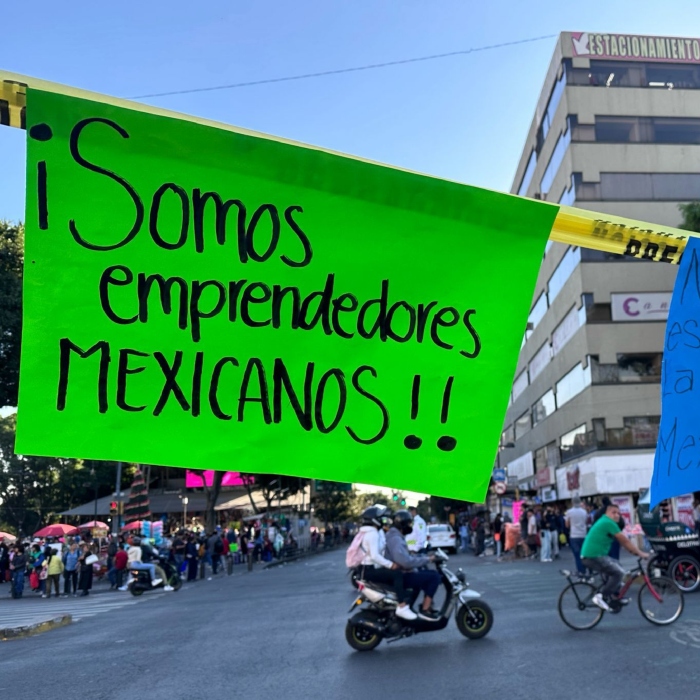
[121,520,144,532]
[0,531,16,542]
[33,523,79,538]
[124,467,152,523]
[78,520,108,529]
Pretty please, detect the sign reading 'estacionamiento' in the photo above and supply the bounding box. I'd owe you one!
[571,32,700,63]
[15,89,556,501]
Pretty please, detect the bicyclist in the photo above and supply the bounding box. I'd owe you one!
[581,501,649,611]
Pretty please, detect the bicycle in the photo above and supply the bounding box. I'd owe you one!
[558,557,684,630]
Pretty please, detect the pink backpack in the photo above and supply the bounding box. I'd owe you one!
[345,531,366,568]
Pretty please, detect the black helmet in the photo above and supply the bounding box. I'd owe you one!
[393,510,413,536]
[362,504,391,528]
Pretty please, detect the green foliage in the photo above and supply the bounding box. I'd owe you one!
[679,202,700,233]
[0,221,23,407]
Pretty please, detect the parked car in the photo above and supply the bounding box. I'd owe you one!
[427,524,457,553]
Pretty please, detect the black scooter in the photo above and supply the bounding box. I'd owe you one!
[345,549,493,651]
[128,556,182,597]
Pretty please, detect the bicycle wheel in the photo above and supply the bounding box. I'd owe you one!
[558,582,604,630]
[638,576,684,625]
[669,556,700,593]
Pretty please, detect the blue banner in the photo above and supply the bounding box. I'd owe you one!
[651,238,700,507]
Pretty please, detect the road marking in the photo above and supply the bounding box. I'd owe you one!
[670,619,700,649]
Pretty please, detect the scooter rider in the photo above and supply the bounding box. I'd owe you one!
[385,510,441,621]
[118,537,163,591]
[357,506,417,621]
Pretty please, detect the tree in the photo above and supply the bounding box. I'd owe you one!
[124,467,151,523]
[203,470,224,533]
[238,473,309,514]
[0,221,23,407]
[312,482,356,526]
[679,202,700,233]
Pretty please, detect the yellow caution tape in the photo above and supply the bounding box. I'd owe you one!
[1,71,697,263]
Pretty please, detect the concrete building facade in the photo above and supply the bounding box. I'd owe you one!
[500,31,700,519]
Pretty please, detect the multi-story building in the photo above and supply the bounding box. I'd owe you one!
[500,31,700,522]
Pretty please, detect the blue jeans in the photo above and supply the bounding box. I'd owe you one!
[12,569,25,597]
[568,538,585,574]
[540,531,552,561]
[403,570,441,605]
[131,563,157,581]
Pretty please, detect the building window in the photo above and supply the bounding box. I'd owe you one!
[566,59,700,90]
[590,353,662,384]
[546,441,561,468]
[532,389,556,426]
[518,150,538,196]
[586,116,700,144]
[541,119,573,195]
[578,292,613,320]
[512,369,529,402]
[502,424,515,446]
[560,423,590,462]
[541,67,567,141]
[529,342,552,382]
[551,304,584,355]
[515,411,531,440]
[527,292,548,334]
[573,172,700,201]
[548,246,581,304]
[556,362,592,407]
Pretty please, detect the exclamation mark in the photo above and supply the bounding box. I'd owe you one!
[404,374,422,449]
[28,122,53,230]
[437,377,457,451]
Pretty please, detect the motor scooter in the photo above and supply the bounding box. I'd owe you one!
[346,548,493,651]
[128,556,182,597]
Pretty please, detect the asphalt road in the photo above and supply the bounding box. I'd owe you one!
[1,548,700,700]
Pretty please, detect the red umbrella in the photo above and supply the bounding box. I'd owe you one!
[121,520,144,532]
[78,520,108,530]
[33,524,79,538]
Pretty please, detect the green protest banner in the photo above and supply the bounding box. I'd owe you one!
[16,88,557,501]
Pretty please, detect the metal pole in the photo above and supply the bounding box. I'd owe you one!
[112,461,122,535]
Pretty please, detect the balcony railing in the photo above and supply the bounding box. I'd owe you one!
[560,426,659,462]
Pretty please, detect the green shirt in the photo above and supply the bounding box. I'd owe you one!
[580,514,621,558]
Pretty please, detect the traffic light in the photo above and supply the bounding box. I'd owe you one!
[392,492,399,502]
[109,501,117,515]
[400,498,406,506]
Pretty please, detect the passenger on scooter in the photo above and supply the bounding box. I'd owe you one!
[357,506,417,621]
[385,510,442,621]
[118,537,163,591]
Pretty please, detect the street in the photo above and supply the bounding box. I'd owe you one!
[1,548,700,699]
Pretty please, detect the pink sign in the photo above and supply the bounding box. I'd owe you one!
[571,32,700,64]
[512,500,525,525]
[185,470,251,488]
[675,495,695,529]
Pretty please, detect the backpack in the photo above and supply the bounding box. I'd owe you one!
[345,531,366,568]
[214,538,224,555]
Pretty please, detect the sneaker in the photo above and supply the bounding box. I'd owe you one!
[163,585,174,592]
[41,594,47,598]
[592,593,611,611]
[395,606,418,621]
[613,596,630,606]
[417,609,440,621]
[117,585,129,591]
[151,578,163,587]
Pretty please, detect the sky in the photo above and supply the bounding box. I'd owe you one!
[3,0,700,222]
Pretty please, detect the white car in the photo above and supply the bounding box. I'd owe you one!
[426,524,457,553]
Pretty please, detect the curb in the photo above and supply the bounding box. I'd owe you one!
[0,615,72,641]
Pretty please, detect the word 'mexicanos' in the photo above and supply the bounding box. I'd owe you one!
[100,266,482,357]
[66,117,313,267]
[56,338,389,444]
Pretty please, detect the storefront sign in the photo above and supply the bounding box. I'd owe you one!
[535,465,554,487]
[507,452,534,480]
[611,292,671,322]
[611,495,633,527]
[676,494,696,528]
[571,32,700,64]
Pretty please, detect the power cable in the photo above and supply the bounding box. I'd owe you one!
[130,33,557,99]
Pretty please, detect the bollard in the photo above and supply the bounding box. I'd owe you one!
[247,553,253,572]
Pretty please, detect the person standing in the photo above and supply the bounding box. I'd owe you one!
[493,513,503,558]
[406,506,427,553]
[565,497,589,578]
[0,540,9,584]
[208,530,224,576]
[62,542,80,596]
[43,546,64,599]
[527,509,539,558]
[185,535,199,581]
[172,531,186,573]
[108,543,128,589]
[77,544,94,596]
[9,544,27,599]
